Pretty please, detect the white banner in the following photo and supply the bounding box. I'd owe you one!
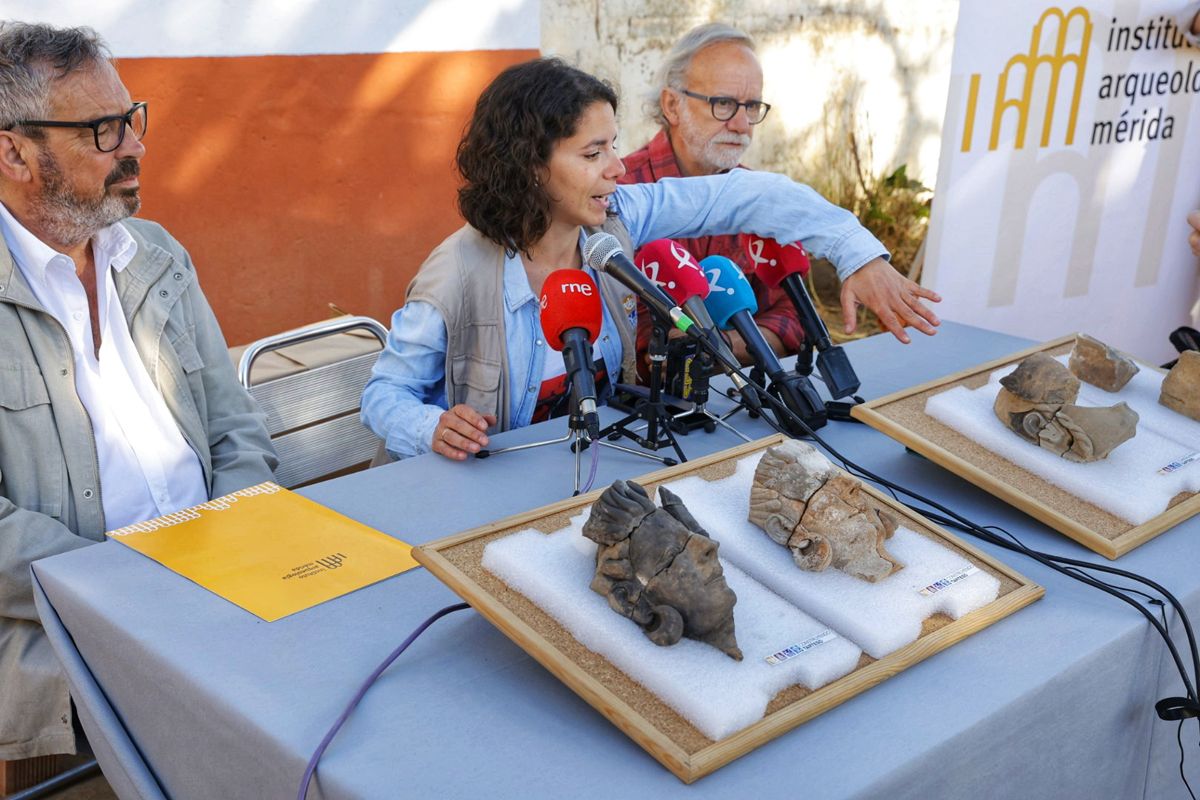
[925,0,1200,363]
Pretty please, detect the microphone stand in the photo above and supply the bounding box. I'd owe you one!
[594,321,687,464]
[664,338,752,442]
[479,368,680,496]
[779,271,863,420]
[476,409,594,495]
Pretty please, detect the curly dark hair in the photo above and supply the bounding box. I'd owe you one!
[456,57,618,255]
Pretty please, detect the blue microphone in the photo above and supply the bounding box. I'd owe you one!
[701,255,827,431]
[701,256,787,377]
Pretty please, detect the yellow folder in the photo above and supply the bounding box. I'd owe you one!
[107,482,419,621]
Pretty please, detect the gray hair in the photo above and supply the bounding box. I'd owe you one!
[0,21,110,132]
[646,22,756,128]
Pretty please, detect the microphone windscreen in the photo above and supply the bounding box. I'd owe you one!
[540,269,603,348]
[699,255,758,330]
[634,239,711,304]
[583,232,621,271]
[740,234,811,289]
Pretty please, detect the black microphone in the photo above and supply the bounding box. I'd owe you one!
[583,232,697,336]
[701,255,826,431]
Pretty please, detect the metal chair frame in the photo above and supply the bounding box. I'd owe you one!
[237,316,388,488]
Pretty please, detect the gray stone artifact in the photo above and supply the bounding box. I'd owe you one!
[1068,334,1139,391]
[747,440,902,583]
[1160,350,1200,421]
[994,352,1138,462]
[582,480,742,660]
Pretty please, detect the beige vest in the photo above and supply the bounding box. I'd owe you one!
[406,219,638,432]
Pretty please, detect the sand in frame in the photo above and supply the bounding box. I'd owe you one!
[851,334,1200,559]
[413,435,1043,782]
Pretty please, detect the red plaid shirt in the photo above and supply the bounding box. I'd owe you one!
[620,130,804,364]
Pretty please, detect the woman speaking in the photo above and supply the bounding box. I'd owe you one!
[362,58,937,461]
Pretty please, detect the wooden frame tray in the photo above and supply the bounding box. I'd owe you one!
[851,334,1200,559]
[413,435,1043,782]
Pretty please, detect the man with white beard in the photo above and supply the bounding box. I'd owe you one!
[621,23,800,363]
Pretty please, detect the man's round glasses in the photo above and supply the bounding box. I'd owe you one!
[678,89,770,124]
[10,101,148,153]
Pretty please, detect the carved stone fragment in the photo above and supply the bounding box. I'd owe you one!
[582,480,742,660]
[994,353,1137,461]
[1160,350,1200,421]
[747,440,901,582]
[1068,334,1139,391]
[1000,352,1080,406]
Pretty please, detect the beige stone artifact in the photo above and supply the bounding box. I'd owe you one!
[747,440,901,583]
[582,480,742,660]
[994,352,1138,462]
[1159,350,1200,421]
[1068,334,1139,391]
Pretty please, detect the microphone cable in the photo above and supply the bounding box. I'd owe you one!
[688,328,1200,724]
[298,602,472,800]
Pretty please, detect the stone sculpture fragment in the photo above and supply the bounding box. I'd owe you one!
[747,440,901,583]
[1159,350,1200,421]
[994,352,1137,462]
[1068,333,1139,391]
[582,480,742,660]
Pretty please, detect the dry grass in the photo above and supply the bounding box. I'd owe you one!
[807,132,932,341]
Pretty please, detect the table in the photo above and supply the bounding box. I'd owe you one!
[31,323,1200,799]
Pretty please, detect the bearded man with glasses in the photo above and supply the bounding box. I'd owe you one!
[622,23,939,366]
[0,21,276,764]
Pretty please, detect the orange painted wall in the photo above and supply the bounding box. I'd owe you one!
[117,49,537,345]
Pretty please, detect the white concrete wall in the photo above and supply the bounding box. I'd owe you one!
[543,0,959,189]
[2,0,539,56]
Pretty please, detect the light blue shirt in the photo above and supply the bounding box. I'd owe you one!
[362,169,887,458]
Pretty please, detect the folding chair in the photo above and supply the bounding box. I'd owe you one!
[236,316,388,488]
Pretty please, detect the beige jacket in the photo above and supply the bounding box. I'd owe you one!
[0,217,277,758]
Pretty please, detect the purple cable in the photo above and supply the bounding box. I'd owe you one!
[580,439,601,494]
[297,602,471,800]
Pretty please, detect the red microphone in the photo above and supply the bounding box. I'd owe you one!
[740,234,811,288]
[634,239,748,392]
[634,239,711,304]
[539,270,603,435]
[739,234,859,399]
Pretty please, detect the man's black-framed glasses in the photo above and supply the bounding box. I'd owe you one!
[678,89,770,124]
[11,101,148,153]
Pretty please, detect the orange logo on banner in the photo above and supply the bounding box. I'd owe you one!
[961,6,1092,152]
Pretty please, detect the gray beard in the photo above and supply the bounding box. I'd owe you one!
[32,150,140,248]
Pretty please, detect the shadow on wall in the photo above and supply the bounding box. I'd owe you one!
[119,48,536,345]
[754,8,946,185]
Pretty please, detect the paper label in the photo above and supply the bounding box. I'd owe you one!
[920,565,979,596]
[765,630,837,665]
[1159,452,1200,475]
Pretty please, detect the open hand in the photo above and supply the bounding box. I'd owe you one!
[840,257,941,344]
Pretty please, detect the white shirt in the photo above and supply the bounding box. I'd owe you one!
[0,203,207,530]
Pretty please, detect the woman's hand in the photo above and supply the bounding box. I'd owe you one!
[1187,210,1200,259]
[840,257,941,344]
[432,404,496,461]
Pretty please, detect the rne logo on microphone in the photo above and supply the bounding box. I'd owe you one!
[559,282,594,296]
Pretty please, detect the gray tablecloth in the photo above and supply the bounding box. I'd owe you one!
[31,323,1200,799]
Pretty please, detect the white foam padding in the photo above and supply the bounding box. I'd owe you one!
[924,354,1200,524]
[482,512,862,741]
[662,455,1001,659]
